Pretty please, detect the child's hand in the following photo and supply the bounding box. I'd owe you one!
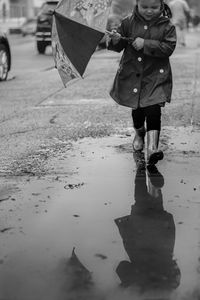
[105,29,121,44]
[132,37,144,51]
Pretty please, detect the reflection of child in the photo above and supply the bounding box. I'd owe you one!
[115,166,181,292]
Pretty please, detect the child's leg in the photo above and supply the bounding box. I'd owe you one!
[132,108,146,151]
[145,105,163,165]
[145,104,161,132]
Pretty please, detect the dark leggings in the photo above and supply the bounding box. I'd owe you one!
[132,104,161,132]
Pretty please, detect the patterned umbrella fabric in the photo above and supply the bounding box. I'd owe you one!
[52,0,112,87]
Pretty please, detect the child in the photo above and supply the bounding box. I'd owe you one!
[107,0,177,165]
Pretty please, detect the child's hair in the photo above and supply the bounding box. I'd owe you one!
[162,2,172,18]
[136,0,172,19]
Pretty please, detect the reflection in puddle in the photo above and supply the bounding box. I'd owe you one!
[1,138,200,300]
[64,247,93,291]
[115,152,181,299]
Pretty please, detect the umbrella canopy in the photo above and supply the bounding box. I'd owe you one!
[52,0,112,87]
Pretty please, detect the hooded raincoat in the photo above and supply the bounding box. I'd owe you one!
[108,6,177,109]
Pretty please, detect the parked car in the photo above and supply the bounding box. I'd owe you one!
[35,0,58,54]
[0,31,11,81]
[21,18,37,37]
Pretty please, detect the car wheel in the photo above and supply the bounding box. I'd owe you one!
[0,44,9,81]
[37,41,46,54]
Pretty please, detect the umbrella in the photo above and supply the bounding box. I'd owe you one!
[65,247,93,290]
[52,0,112,87]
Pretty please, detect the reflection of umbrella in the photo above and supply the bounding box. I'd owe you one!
[65,247,93,290]
[52,0,112,87]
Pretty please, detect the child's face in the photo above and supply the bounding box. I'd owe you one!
[137,0,162,21]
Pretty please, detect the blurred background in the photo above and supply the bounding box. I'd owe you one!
[0,0,199,35]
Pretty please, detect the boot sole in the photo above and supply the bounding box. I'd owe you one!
[148,151,164,165]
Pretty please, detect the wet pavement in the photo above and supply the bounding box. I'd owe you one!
[1,127,200,300]
[0,29,200,300]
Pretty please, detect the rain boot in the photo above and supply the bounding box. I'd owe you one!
[147,172,163,200]
[147,130,164,165]
[133,126,146,151]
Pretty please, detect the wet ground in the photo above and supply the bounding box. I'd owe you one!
[1,126,200,300]
[0,28,200,300]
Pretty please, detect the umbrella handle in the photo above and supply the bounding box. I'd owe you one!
[105,30,112,35]
[105,30,134,44]
[121,37,134,43]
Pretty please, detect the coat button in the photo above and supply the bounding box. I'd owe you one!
[144,25,148,30]
[138,57,142,62]
[133,88,138,93]
[160,69,164,73]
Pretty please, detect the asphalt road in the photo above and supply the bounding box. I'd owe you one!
[0,31,200,300]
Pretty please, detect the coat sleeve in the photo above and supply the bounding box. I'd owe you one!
[107,17,130,52]
[143,24,177,58]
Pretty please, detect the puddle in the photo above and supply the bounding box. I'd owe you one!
[0,136,200,300]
